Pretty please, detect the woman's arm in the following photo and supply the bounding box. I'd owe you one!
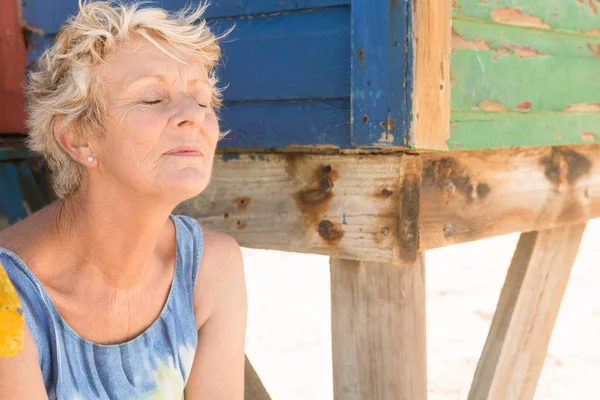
[0,326,49,399]
[185,229,247,400]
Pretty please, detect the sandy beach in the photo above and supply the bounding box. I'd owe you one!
[243,218,600,400]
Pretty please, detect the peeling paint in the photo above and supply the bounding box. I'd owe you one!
[581,131,597,141]
[514,101,532,111]
[378,132,395,143]
[478,100,509,112]
[452,30,491,51]
[490,8,551,30]
[511,45,549,58]
[566,103,600,112]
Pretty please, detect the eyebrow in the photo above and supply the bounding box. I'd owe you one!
[125,74,212,92]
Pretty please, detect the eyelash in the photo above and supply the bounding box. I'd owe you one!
[142,99,209,108]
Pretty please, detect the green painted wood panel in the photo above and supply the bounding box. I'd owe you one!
[449,5,600,150]
[451,50,600,111]
[450,113,600,149]
[453,0,600,34]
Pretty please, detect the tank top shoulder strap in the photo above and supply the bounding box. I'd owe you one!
[171,214,204,290]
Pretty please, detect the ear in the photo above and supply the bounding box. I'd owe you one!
[53,119,97,167]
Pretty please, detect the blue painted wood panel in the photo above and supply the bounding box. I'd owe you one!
[173,0,351,18]
[214,8,350,102]
[22,0,414,150]
[350,0,412,147]
[218,100,350,148]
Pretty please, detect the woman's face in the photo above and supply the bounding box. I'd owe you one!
[95,37,220,203]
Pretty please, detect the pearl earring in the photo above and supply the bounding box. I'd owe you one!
[87,156,94,163]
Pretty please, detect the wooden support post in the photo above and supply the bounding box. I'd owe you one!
[244,355,271,400]
[468,223,587,400]
[330,255,427,400]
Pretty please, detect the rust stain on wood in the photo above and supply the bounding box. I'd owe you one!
[539,147,592,188]
[236,220,248,230]
[423,157,491,204]
[233,197,252,212]
[318,220,344,243]
[289,159,343,246]
[479,100,509,112]
[490,8,551,30]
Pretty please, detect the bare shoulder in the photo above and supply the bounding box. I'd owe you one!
[0,204,60,264]
[193,226,246,329]
[200,226,243,267]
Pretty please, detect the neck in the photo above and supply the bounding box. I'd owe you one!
[54,185,177,289]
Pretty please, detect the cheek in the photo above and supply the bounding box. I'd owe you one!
[204,114,221,146]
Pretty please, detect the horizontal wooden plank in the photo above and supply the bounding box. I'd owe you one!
[420,144,600,250]
[175,153,404,264]
[201,0,351,19]
[218,100,350,149]
[451,50,600,112]
[22,0,351,33]
[175,144,600,262]
[453,19,600,59]
[453,0,600,34]
[449,112,600,149]
[216,7,350,102]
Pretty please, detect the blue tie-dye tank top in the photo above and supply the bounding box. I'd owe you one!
[1,215,203,399]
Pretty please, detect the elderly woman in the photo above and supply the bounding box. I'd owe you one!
[0,1,246,399]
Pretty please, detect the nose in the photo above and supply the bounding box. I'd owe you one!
[169,94,206,130]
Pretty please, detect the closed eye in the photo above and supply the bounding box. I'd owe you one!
[142,99,163,105]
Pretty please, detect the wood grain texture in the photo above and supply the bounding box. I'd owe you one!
[468,224,586,400]
[330,255,427,400]
[420,145,600,250]
[175,153,404,264]
[411,0,452,150]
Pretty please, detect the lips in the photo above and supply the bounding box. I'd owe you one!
[165,146,203,156]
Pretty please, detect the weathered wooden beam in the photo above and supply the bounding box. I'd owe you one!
[176,153,405,264]
[420,144,600,249]
[411,0,452,150]
[468,223,586,400]
[175,144,600,262]
[330,255,427,400]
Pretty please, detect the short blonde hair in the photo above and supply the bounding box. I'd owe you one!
[26,0,225,198]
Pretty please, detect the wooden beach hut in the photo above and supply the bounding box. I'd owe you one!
[2,1,600,399]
